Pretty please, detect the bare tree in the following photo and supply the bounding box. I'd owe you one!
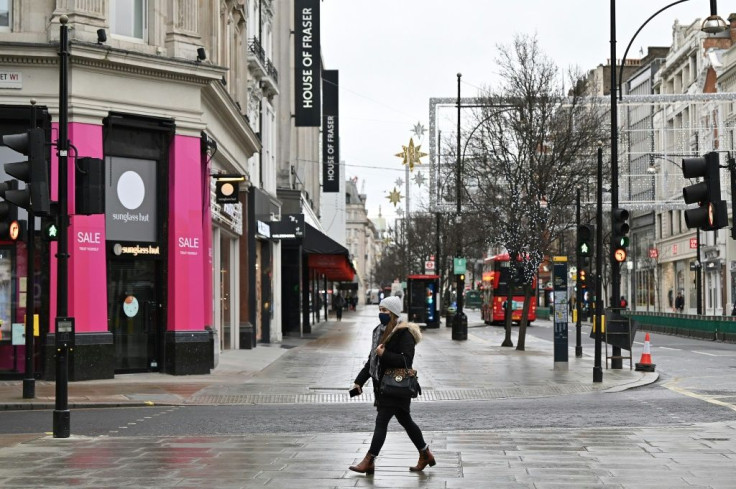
[461,34,608,349]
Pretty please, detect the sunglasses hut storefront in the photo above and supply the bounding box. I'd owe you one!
[0,108,216,381]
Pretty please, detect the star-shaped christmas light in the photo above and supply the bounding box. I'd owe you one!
[386,187,403,207]
[395,138,428,172]
[411,122,426,140]
[395,177,404,187]
[413,171,426,187]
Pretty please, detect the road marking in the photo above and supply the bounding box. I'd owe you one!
[658,347,681,351]
[664,379,736,412]
[692,351,718,357]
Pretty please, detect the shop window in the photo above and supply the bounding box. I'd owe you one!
[111,0,147,41]
[0,0,10,31]
[0,247,12,341]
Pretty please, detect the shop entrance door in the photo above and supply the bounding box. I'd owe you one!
[108,259,162,372]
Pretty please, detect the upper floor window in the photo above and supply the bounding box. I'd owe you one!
[0,0,11,32]
[111,0,147,40]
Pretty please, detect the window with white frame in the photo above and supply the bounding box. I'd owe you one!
[0,0,11,31]
[111,0,147,41]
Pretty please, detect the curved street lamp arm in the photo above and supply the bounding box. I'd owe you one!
[618,0,691,101]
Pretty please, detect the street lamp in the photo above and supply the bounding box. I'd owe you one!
[609,0,720,367]
[453,73,468,341]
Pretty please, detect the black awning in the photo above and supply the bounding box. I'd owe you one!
[302,223,349,255]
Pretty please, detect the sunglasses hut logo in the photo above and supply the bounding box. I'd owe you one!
[112,171,150,225]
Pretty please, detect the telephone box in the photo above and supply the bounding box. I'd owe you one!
[407,274,440,328]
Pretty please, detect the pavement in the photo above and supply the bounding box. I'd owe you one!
[2,307,736,488]
[0,306,657,410]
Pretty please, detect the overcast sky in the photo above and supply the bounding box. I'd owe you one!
[320,0,721,227]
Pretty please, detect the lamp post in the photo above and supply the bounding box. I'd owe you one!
[575,188,583,358]
[608,0,723,367]
[594,145,604,383]
[452,73,467,340]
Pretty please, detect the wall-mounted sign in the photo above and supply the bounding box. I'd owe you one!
[0,72,22,89]
[257,220,271,239]
[269,214,304,240]
[112,242,161,257]
[322,70,339,192]
[294,0,321,126]
[106,156,157,242]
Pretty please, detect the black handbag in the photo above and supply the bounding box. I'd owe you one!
[379,354,420,398]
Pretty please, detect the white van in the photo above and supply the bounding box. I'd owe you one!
[366,289,380,304]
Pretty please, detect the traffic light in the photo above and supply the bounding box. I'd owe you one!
[612,207,630,263]
[1,128,51,215]
[579,268,587,284]
[682,152,727,230]
[0,180,20,241]
[577,224,593,257]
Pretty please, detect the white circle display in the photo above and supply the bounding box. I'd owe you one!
[123,295,139,318]
[117,171,145,210]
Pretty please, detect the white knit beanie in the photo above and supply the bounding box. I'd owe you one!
[380,296,403,317]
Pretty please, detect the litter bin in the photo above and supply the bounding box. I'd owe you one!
[240,322,255,349]
[452,310,468,340]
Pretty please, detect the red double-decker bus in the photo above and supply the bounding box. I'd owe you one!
[481,253,537,325]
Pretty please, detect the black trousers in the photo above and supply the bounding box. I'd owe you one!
[368,405,426,456]
[336,306,343,320]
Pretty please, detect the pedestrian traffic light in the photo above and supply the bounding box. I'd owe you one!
[577,224,593,257]
[612,207,629,262]
[682,151,727,230]
[1,128,51,216]
[0,180,20,241]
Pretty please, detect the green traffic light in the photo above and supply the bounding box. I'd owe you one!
[618,236,629,247]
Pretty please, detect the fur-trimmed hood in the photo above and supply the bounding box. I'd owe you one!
[384,321,422,344]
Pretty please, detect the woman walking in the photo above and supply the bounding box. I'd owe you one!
[348,295,435,475]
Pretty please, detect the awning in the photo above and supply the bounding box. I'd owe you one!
[294,223,354,281]
[308,253,355,282]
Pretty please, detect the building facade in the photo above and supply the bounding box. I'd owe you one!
[0,0,283,379]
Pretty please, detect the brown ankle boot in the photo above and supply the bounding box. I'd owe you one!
[409,447,436,472]
[349,452,375,474]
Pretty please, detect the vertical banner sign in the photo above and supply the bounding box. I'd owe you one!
[294,0,321,126]
[322,70,339,192]
[552,257,569,365]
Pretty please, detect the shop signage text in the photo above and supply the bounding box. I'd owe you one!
[294,0,321,126]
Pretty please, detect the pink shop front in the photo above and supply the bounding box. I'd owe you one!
[0,108,214,380]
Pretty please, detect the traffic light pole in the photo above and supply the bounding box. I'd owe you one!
[53,15,71,439]
[22,103,38,400]
[594,146,603,383]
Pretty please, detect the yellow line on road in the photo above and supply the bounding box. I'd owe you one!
[663,379,736,412]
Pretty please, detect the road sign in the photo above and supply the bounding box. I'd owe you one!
[453,257,466,275]
[425,260,435,270]
[649,248,658,258]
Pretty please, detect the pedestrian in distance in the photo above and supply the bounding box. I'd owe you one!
[675,292,684,313]
[348,295,435,475]
[333,293,345,321]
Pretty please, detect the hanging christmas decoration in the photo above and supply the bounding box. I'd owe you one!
[413,171,426,187]
[411,122,426,140]
[386,187,403,207]
[395,177,404,187]
[395,137,428,172]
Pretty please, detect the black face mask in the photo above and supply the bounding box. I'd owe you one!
[378,313,391,325]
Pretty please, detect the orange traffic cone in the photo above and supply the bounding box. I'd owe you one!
[635,332,656,372]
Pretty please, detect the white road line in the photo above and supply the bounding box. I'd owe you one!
[658,347,681,351]
[692,351,718,356]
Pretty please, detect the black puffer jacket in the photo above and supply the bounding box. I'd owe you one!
[354,322,422,411]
